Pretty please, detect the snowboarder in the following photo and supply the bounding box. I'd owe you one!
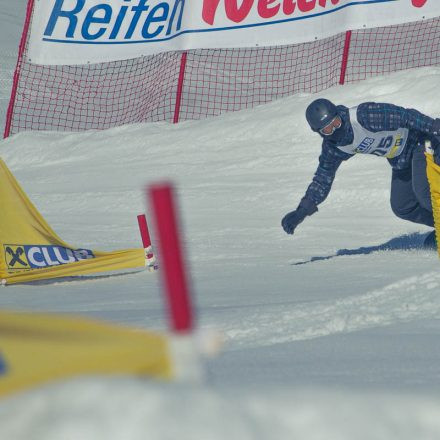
[281,99,440,247]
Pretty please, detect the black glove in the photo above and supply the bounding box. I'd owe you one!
[281,198,318,235]
[281,208,307,234]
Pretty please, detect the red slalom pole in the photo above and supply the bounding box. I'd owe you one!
[137,214,157,271]
[148,183,193,333]
[137,214,152,249]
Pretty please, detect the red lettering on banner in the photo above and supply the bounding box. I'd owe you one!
[202,0,344,26]
[225,0,255,23]
[283,0,295,15]
[411,0,427,7]
[203,0,255,24]
[258,0,281,19]
[319,0,340,8]
[202,0,221,25]
[318,0,341,7]
[297,0,315,12]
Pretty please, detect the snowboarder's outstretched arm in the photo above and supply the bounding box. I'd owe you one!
[282,144,351,235]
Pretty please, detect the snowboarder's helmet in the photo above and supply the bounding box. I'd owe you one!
[305,99,338,132]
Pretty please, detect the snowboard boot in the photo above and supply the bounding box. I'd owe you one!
[423,230,438,249]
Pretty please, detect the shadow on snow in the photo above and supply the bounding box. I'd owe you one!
[291,232,434,266]
[6,269,147,287]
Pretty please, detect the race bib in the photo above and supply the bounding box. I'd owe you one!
[337,107,409,159]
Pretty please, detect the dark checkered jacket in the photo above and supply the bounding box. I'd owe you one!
[301,102,438,209]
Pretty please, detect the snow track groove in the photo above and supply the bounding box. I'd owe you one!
[224,272,440,348]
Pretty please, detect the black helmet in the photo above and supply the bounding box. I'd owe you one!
[305,99,338,132]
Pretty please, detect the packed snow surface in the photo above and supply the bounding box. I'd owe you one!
[1,2,440,438]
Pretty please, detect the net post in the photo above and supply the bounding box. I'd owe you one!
[4,0,35,138]
[173,51,188,124]
[339,30,352,85]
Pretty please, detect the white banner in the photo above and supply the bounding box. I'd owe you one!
[26,0,440,65]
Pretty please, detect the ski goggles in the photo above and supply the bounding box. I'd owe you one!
[319,115,342,136]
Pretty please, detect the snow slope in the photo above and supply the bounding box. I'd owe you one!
[1,2,440,438]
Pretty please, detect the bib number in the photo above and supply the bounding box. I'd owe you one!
[371,135,394,157]
[357,134,404,158]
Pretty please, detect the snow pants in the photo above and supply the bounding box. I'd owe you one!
[390,143,434,227]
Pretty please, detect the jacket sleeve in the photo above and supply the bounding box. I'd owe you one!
[301,143,351,208]
[356,102,435,134]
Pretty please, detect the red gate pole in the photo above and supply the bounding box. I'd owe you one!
[137,214,152,249]
[4,0,35,138]
[148,182,193,333]
[147,182,224,382]
[339,30,352,86]
[173,52,188,124]
[137,214,158,271]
